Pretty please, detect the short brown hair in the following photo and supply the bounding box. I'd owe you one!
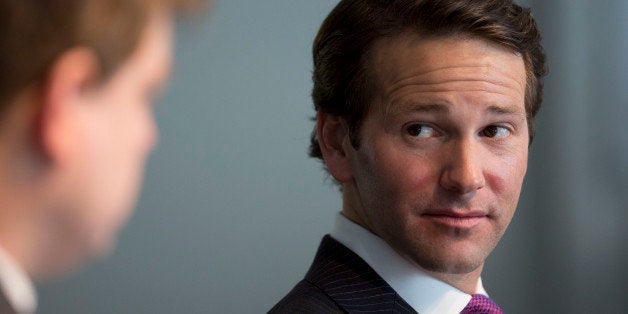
[0,0,205,114]
[309,0,547,160]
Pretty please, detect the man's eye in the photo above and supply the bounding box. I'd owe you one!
[482,125,510,139]
[407,124,436,138]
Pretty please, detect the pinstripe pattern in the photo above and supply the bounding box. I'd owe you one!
[270,235,417,313]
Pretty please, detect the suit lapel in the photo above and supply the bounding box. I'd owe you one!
[305,235,417,313]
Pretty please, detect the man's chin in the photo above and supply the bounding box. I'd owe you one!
[43,234,118,280]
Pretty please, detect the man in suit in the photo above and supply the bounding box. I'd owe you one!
[0,1,206,313]
[271,0,547,313]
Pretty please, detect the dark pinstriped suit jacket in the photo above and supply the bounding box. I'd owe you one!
[270,235,417,313]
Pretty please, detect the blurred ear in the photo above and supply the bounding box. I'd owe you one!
[316,112,353,182]
[37,48,99,165]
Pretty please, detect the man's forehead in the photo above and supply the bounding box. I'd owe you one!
[366,33,527,115]
[371,33,525,84]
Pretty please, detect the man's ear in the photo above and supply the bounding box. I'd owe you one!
[37,48,99,165]
[317,112,354,182]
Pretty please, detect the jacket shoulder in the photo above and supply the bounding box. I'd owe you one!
[269,279,344,314]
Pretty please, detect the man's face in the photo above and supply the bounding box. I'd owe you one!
[64,11,173,260]
[341,35,528,275]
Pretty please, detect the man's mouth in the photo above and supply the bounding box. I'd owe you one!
[421,209,488,229]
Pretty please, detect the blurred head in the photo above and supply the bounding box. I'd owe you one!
[0,0,206,279]
[0,0,203,109]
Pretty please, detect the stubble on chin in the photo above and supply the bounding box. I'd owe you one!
[385,223,492,275]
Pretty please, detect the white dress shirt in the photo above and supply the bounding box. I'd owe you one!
[330,213,488,314]
[0,245,36,314]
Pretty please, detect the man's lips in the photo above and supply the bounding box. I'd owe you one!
[421,210,488,229]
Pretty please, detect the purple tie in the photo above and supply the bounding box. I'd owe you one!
[460,294,503,314]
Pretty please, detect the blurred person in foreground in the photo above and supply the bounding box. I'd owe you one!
[271,0,547,313]
[0,1,206,313]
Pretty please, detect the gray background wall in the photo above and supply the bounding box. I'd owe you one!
[38,1,627,313]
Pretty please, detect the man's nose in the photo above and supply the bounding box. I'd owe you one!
[439,139,485,195]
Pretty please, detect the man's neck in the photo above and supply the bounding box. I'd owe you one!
[0,177,54,281]
[420,263,484,295]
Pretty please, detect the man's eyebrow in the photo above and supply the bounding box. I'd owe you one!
[384,102,449,119]
[486,104,527,117]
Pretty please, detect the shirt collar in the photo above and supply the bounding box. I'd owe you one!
[0,245,37,314]
[330,213,486,314]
